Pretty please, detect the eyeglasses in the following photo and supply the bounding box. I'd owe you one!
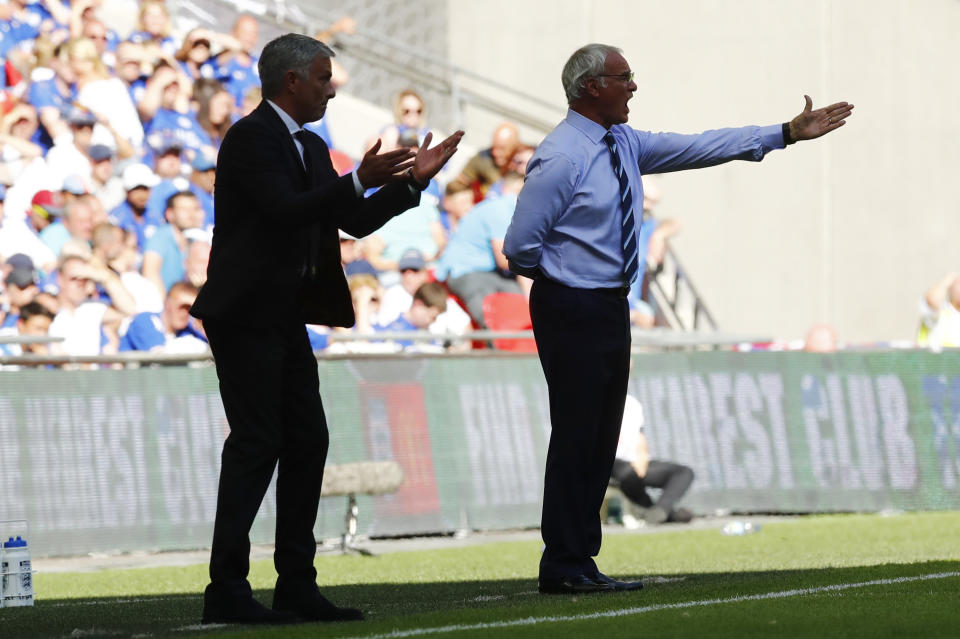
[596,71,634,84]
[401,108,422,115]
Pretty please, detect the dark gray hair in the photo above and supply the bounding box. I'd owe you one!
[258,33,335,99]
[561,43,621,104]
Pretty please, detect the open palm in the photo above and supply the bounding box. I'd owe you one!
[790,95,854,141]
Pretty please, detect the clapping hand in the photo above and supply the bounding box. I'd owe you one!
[355,139,415,189]
[788,95,854,141]
[410,130,465,185]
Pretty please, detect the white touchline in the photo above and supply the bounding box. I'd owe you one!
[343,572,960,639]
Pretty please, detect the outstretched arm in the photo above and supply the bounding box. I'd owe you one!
[787,95,854,142]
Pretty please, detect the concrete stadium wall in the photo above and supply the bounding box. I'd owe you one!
[446,0,960,343]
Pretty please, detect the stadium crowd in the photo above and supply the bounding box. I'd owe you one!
[0,1,674,360]
[4,2,930,360]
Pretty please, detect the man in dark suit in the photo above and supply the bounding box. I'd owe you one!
[191,33,462,625]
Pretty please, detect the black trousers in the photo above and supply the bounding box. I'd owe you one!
[204,317,328,599]
[611,459,694,514]
[530,277,631,580]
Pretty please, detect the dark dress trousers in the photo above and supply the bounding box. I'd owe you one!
[529,277,631,580]
[191,101,419,597]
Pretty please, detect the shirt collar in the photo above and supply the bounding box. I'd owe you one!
[564,108,610,145]
[266,99,302,136]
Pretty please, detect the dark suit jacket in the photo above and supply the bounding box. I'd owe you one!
[191,101,420,327]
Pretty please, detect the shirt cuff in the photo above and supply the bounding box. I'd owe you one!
[507,259,540,279]
[758,123,788,152]
[351,170,364,197]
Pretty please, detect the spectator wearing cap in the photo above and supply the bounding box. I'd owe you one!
[119,280,207,353]
[435,172,529,327]
[144,140,191,222]
[26,189,62,234]
[142,190,203,294]
[91,221,162,314]
[109,162,163,250]
[338,230,377,277]
[362,197,446,275]
[44,107,97,186]
[39,196,95,257]
[1,262,39,328]
[174,27,220,81]
[48,253,131,357]
[379,247,472,338]
[187,151,216,228]
[87,143,124,211]
[374,281,449,352]
[0,190,56,273]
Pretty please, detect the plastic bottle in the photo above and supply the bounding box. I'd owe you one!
[1,536,33,607]
[721,521,761,536]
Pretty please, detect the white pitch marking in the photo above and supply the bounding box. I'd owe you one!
[343,572,960,639]
[50,595,194,608]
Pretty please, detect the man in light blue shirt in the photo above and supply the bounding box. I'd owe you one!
[435,172,526,326]
[503,43,853,595]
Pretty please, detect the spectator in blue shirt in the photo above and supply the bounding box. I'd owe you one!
[144,141,190,222]
[205,14,260,108]
[141,66,210,161]
[109,163,164,250]
[142,190,203,295]
[435,172,528,326]
[187,152,215,228]
[119,280,206,353]
[27,40,76,149]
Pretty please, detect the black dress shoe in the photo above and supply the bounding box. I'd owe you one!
[202,589,300,625]
[538,574,616,595]
[273,583,364,622]
[592,572,644,592]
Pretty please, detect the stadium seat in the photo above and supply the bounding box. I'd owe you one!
[481,292,537,352]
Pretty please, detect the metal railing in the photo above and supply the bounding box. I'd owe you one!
[646,244,718,332]
[0,328,773,368]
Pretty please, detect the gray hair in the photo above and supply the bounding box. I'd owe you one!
[561,43,621,104]
[258,34,335,99]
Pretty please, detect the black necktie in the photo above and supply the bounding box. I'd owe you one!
[294,129,313,184]
[294,129,316,279]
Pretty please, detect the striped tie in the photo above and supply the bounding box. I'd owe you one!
[603,131,640,285]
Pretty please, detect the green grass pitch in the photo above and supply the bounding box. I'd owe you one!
[2,511,958,638]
